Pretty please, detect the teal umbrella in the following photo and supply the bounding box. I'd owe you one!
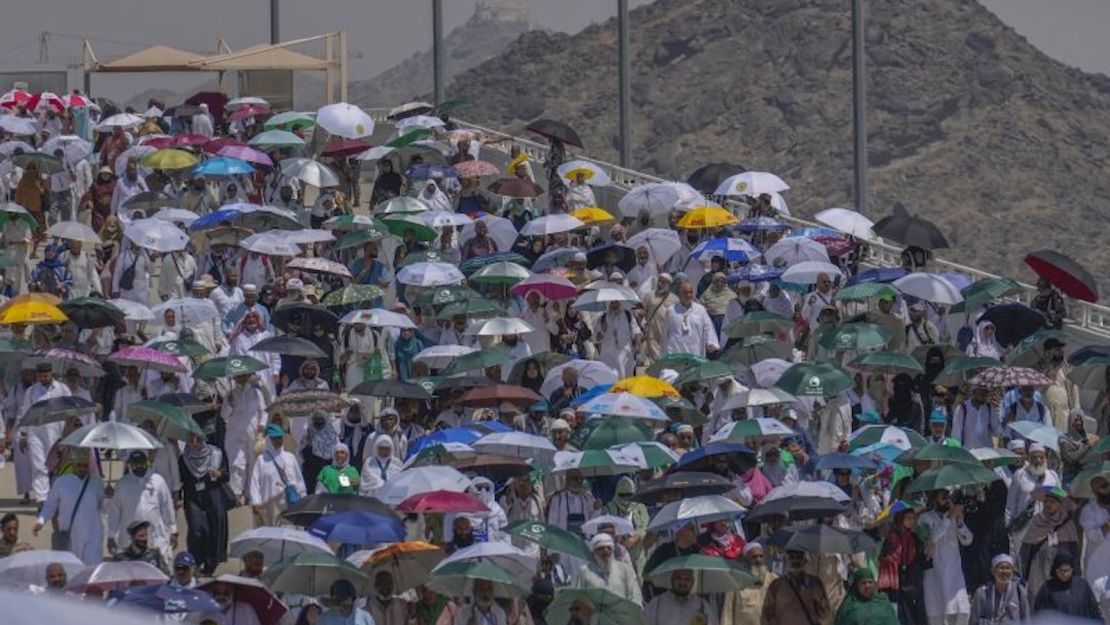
[545,589,644,625]
[646,554,757,593]
[441,346,510,375]
[774,362,853,398]
[469,261,531,286]
[571,419,652,450]
[934,355,1002,386]
[646,353,708,376]
[426,561,529,598]
[721,335,792,366]
[848,350,924,375]
[125,400,204,439]
[904,463,999,494]
[1068,356,1110,392]
[504,521,592,561]
[834,282,897,302]
[248,129,305,148]
[193,355,269,380]
[674,361,734,387]
[436,298,504,320]
[1005,328,1068,367]
[818,322,892,352]
[412,285,481,307]
[957,277,1023,311]
[724,311,793,339]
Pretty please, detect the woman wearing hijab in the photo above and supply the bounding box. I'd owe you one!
[967,321,1004,359]
[1032,551,1100,620]
[394,327,428,381]
[1020,487,1079,598]
[315,442,361,495]
[887,373,923,431]
[603,476,651,572]
[15,160,48,245]
[178,433,229,575]
[916,346,948,415]
[360,435,401,495]
[446,477,508,544]
[29,243,73,298]
[518,359,544,396]
[80,166,116,232]
[300,411,339,494]
[878,506,927,625]
[370,159,403,206]
[310,192,338,229]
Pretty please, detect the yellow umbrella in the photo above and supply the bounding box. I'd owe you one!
[0,292,62,316]
[140,148,199,170]
[0,300,68,325]
[676,206,739,229]
[571,207,615,225]
[610,375,681,399]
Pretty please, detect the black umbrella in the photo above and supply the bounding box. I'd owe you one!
[746,494,850,524]
[22,396,97,426]
[58,297,125,329]
[122,191,178,213]
[1025,249,1099,302]
[525,119,582,147]
[170,104,202,118]
[686,163,745,195]
[251,335,328,358]
[154,392,210,414]
[428,375,497,393]
[977,303,1047,348]
[872,209,949,250]
[282,493,398,527]
[351,379,432,401]
[488,177,544,199]
[272,304,339,334]
[586,244,636,273]
[767,524,877,555]
[452,455,531,481]
[632,472,735,506]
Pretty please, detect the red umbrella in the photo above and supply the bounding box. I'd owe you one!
[141,137,176,149]
[200,574,288,625]
[229,104,270,122]
[322,138,372,158]
[396,490,490,514]
[458,384,541,407]
[28,92,65,113]
[63,93,92,109]
[203,137,246,154]
[184,91,229,123]
[812,234,854,257]
[1025,249,1099,302]
[0,89,31,110]
[488,177,544,198]
[173,134,210,148]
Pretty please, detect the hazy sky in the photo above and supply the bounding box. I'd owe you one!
[0,0,1107,101]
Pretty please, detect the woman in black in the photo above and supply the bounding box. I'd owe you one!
[369,158,402,206]
[886,373,923,431]
[1033,552,1101,620]
[179,433,230,575]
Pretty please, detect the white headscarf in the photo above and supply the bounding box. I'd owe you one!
[420,181,451,212]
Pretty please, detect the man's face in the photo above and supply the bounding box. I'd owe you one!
[856,577,876,599]
[175,563,194,586]
[679,283,694,305]
[242,552,264,575]
[303,362,319,379]
[565,471,583,491]
[225,271,239,287]
[745,551,765,569]
[992,562,1014,585]
[671,570,694,597]
[562,368,577,388]
[552,428,569,446]
[1,519,17,544]
[815,274,831,292]
[1056,563,1074,583]
[786,551,806,572]
[1030,450,1046,467]
[132,527,150,550]
[45,564,66,589]
[37,370,52,386]
[280,187,293,202]
[473,580,494,606]
[375,572,394,598]
[210,584,234,610]
[1020,386,1034,400]
[377,443,392,459]
[334,449,348,466]
[126,160,138,180]
[933,491,952,513]
[527,292,541,309]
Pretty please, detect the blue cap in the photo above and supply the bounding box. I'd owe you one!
[174,552,196,568]
[530,398,549,413]
[265,424,286,438]
[858,410,881,425]
[928,409,948,424]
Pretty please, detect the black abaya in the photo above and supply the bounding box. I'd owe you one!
[179,450,230,575]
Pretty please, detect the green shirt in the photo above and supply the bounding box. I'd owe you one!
[316,465,361,495]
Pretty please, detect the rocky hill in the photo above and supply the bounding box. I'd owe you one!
[442,0,1110,292]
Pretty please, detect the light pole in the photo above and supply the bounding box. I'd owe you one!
[432,0,445,106]
[852,0,868,215]
[270,0,280,44]
[618,0,631,168]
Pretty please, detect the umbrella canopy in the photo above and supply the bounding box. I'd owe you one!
[427,560,531,599]
[545,588,644,625]
[58,297,125,329]
[646,554,758,593]
[968,366,1054,388]
[977,303,1046,347]
[609,375,680,398]
[763,236,830,267]
[66,561,168,597]
[0,550,84,589]
[724,311,794,339]
[689,237,760,263]
[199,575,287,625]
[308,511,406,545]
[767,524,877,555]
[282,493,396,527]
[814,452,881,471]
[441,346,510,375]
[904,463,999,493]
[747,481,851,523]
[124,400,204,439]
[61,420,163,450]
[959,276,1024,310]
[893,272,964,305]
[488,177,544,198]
[124,218,189,252]
[229,526,332,561]
[472,431,557,464]
[576,392,669,423]
[814,207,875,239]
[109,583,220,614]
[872,212,949,249]
[775,362,853,398]
[46,220,100,243]
[1025,249,1098,302]
[848,350,924,375]
[549,449,640,478]
[375,466,472,506]
[896,443,981,466]
[148,338,209,358]
[272,304,339,334]
[397,262,465,287]
[647,495,745,532]
[250,335,328,358]
[351,379,432,401]
[192,355,270,380]
[717,388,798,411]
[260,552,369,596]
[710,418,795,443]
[525,119,582,147]
[0,299,67,325]
[632,472,735,506]
[266,390,348,418]
[674,442,756,474]
[675,206,739,229]
[714,171,789,197]
[934,355,1002,386]
[21,396,97,427]
[848,425,928,451]
[504,521,592,561]
[359,541,444,594]
[470,261,531,285]
[569,419,651,450]
[463,316,535,337]
[818,322,893,352]
[396,490,489,514]
[1008,421,1062,452]
[1068,356,1110,391]
[109,346,190,373]
[280,157,339,187]
[316,102,374,138]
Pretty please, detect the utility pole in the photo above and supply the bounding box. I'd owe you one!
[39,32,50,63]
[270,0,280,44]
[432,0,445,106]
[618,0,631,168]
[852,0,868,215]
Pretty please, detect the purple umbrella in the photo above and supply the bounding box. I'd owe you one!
[217,145,273,167]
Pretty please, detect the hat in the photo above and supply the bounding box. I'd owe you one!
[858,410,881,424]
[127,520,151,536]
[676,424,694,434]
[35,362,53,373]
[589,533,614,550]
[658,272,673,283]
[192,274,218,290]
[991,553,1015,569]
[98,166,112,175]
[127,450,148,463]
[1029,443,1046,453]
[852,568,875,583]
[1006,439,1027,451]
[878,293,895,303]
[242,284,258,294]
[712,271,727,281]
[1038,485,1068,500]
[928,409,948,424]
[174,552,197,568]
[498,401,522,417]
[550,418,571,432]
[265,424,286,438]
[286,278,304,291]
[558,408,576,419]
[572,252,587,263]
[380,407,399,419]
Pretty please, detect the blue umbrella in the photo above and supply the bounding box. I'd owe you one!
[675,442,756,473]
[850,442,903,467]
[845,267,907,287]
[690,237,760,263]
[308,511,406,545]
[194,156,255,177]
[737,217,789,232]
[465,420,513,434]
[570,383,614,408]
[189,207,241,230]
[814,452,880,472]
[790,226,840,238]
[110,584,221,614]
[532,247,580,272]
[406,163,459,180]
[407,427,484,459]
[727,265,782,284]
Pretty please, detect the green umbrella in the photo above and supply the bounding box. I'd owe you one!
[441,346,510,375]
[957,277,1023,311]
[1005,328,1069,367]
[459,253,531,275]
[58,297,125,329]
[904,463,999,494]
[387,128,432,148]
[848,351,924,375]
[674,361,734,387]
[375,196,430,216]
[646,353,708,376]
[774,362,853,398]
[398,250,457,268]
[506,351,573,385]
[322,284,385,307]
[895,443,980,466]
[125,400,204,439]
[1069,356,1110,392]
[834,282,897,302]
[847,425,928,451]
[572,419,652,450]
[336,225,393,250]
[324,214,380,231]
[426,561,530,599]
[381,216,437,242]
[545,588,644,625]
[149,338,210,358]
[0,203,39,230]
[720,335,792,366]
[469,261,531,286]
[613,441,680,470]
[724,311,793,339]
[264,111,315,130]
[260,552,369,597]
[193,355,270,380]
[412,285,481,308]
[818,322,892,352]
[652,395,707,425]
[504,521,593,561]
[1070,461,1110,498]
[436,298,504,320]
[934,356,1001,386]
[13,152,62,174]
[646,554,757,593]
[406,443,478,467]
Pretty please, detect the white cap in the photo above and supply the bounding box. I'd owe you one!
[287,278,304,291]
[589,533,614,550]
[992,553,1015,569]
[1006,439,1026,451]
[1029,443,1046,453]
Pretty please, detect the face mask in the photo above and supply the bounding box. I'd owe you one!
[131,466,148,478]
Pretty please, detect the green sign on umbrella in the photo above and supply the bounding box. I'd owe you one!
[193,355,269,380]
[572,419,652,450]
[847,425,928,452]
[818,322,892,352]
[436,298,504,320]
[412,285,481,308]
[895,443,980,467]
[441,346,510,375]
[504,521,593,561]
[848,350,924,375]
[834,282,897,302]
[149,338,211,358]
[775,362,853,398]
[904,463,999,494]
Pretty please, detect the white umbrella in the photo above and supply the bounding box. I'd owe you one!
[815,207,875,240]
[618,181,702,217]
[375,466,472,506]
[709,418,795,442]
[421,211,472,228]
[625,228,682,264]
[109,299,154,322]
[316,102,375,139]
[549,450,640,477]
[647,495,745,532]
[356,145,396,162]
[540,360,618,397]
[376,196,430,216]
[581,515,635,537]
[229,527,332,561]
[413,345,477,369]
[472,262,531,284]
[61,419,163,450]
[464,316,534,337]
[763,236,830,267]
[284,229,336,245]
[689,237,761,261]
[780,260,844,284]
[401,442,476,470]
[114,145,155,177]
[714,171,789,197]
[280,158,339,188]
[96,113,144,130]
[0,116,38,136]
[124,218,188,252]
[613,442,680,471]
[227,96,269,109]
[340,308,417,329]
[893,273,964,305]
[241,231,302,256]
[0,140,35,155]
[761,481,851,504]
[0,550,84,589]
[578,392,669,423]
[152,208,200,226]
[433,542,538,581]
[472,431,557,464]
[0,587,155,625]
[396,262,465,287]
[46,220,99,244]
[520,214,585,237]
[460,215,518,251]
[556,160,612,186]
[395,115,446,133]
[571,284,641,312]
[152,297,221,324]
[769,191,790,216]
[42,135,93,164]
[751,358,791,387]
[718,388,797,411]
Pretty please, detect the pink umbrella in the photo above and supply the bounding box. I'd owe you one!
[141,137,175,149]
[0,90,30,110]
[229,104,270,122]
[218,145,274,167]
[812,234,854,257]
[509,273,579,301]
[66,561,168,597]
[455,160,500,178]
[287,257,352,278]
[107,346,190,373]
[28,92,64,113]
[62,93,92,109]
[173,133,210,148]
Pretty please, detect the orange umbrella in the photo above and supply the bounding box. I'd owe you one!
[361,541,445,593]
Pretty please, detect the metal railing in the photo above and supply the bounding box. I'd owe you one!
[367,109,1110,340]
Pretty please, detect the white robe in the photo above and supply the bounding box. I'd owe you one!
[519,305,559,355]
[159,252,197,301]
[360,455,402,496]
[645,592,719,625]
[63,249,100,299]
[17,380,71,502]
[663,301,719,358]
[919,510,973,619]
[341,328,391,391]
[595,310,641,378]
[565,182,597,211]
[249,446,306,507]
[210,285,245,319]
[222,383,268,497]
[228,329,280,400]
[106,471,177,563]
[1081,502,1110,586]
[112,246,151,306]
[37,473,105,565]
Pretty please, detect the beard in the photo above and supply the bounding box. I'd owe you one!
[749,564,768,579]
[1029,463,1047,477]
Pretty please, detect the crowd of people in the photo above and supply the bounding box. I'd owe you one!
[0,85,1108,625]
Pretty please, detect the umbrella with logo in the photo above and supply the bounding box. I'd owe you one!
[576,392,669,424]
[0,299,67,325]
[848,425,928,452]
[545,588,644,625]
[834,281,897,302]
[904,463,999,494]
[504,521,593,561]
[549,450,640,478]
[316,102,374,139]
[109,583,220,614]
[714,170,789,197]
[193,355,269,380]
[612,441,680,470]
[774,362,853,398]
[818,322,893,352]
[709,418,794,443]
